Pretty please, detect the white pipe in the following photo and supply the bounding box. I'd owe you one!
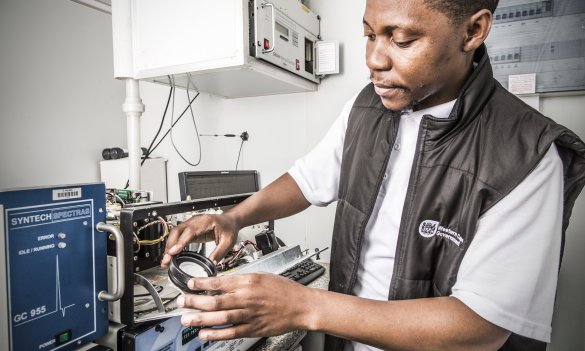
[122,78,145,190]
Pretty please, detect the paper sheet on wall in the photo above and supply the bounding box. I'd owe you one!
[508,73,536,95]
[316,41,339,75]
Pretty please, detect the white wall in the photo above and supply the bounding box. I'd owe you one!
[538,94,585,351]
[138,83,310,247]
[0,0,126,189]
[1,0,583,349]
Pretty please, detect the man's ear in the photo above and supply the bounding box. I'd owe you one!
[462,9,493,52]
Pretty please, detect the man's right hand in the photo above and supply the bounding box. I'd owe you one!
[160,173,310,268]
[160,212,240,268]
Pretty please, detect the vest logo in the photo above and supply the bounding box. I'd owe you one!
[418,220,439,237]
[418,220,464,247]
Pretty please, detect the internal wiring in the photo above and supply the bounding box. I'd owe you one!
[217,240,258,271]
[132,231,141,253]
[169,75,202,166]
[114,194,125,207]
[133,294,181,315]
[134,217,171,246]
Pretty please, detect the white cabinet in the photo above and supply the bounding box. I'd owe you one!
[112,0,321,98]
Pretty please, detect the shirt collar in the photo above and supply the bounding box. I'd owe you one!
[403,99,457,120]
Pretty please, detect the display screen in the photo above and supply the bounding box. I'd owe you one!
[178,171,259,201]
[276,21,289,37]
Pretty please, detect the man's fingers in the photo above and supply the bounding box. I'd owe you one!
[209,238,234,264]
[164,220,188,254]
[160,253,172,268]
[178,293,242,312]
[186,275,252,294]
[160,214,238,269]
[161,223,187,268]
[170,225,196,252]
[165,218,210,255]
[197,324,253,341]
[188,276,229,293]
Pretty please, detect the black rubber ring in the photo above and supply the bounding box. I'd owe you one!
[168,252,217,294]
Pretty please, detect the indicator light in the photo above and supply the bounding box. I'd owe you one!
[55,330,72,345]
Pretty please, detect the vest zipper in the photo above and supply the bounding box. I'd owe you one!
[388,116,427,299]
[346,112,401,294]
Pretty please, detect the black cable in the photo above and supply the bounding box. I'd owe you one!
[185,76,202,166]
[276,236,286,246]
[150,92,199,153]
[123,84,174,189]
[143,82,174,166]
[122,81,200,189]
[169,75,202,167]
[235,138,245,170]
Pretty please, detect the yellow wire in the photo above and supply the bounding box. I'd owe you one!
[138,223,170,245]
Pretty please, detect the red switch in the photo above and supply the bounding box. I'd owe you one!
[296,59,300,70]
[264,38,270,50]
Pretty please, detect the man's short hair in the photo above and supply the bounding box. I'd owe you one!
[424,0,499,23]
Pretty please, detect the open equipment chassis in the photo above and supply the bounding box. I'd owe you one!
[117,193,265,326]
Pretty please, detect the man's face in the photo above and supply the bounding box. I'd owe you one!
[364,0,471,111]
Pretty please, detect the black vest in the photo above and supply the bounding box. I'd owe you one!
[325,46,585,350]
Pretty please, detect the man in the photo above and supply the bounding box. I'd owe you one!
[161,0,585,350]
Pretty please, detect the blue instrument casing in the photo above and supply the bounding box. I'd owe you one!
[0,183,108,351]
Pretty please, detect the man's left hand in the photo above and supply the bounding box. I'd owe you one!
[177,273,315,341]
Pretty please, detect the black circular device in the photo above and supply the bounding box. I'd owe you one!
[168,252,217,294]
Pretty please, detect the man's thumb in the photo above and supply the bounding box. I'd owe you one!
[208,241,232,264]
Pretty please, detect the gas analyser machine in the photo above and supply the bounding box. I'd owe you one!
[0,184,114,351]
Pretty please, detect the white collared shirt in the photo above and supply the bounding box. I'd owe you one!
[288,93,562,350]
